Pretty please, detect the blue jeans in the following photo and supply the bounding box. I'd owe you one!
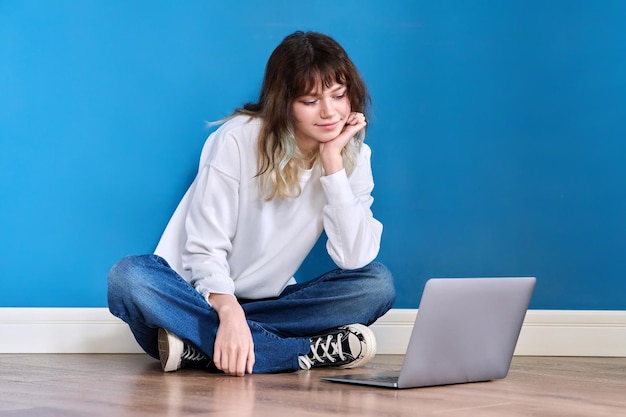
[107,254,396,373]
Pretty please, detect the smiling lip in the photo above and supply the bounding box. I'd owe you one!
[317,121,340,130]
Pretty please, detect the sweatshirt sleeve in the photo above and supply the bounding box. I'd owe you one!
[181,136,241,300]
[320,144,383,270]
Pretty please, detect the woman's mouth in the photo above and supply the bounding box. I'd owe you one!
[317,121,340,130]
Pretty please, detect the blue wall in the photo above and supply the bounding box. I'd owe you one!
[1,1,625,309]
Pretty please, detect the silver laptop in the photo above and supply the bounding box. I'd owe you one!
[322,277,536,389]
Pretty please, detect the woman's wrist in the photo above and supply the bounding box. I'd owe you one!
[320,152,344,175]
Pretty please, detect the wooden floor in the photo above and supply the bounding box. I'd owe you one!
[0,354,624,417]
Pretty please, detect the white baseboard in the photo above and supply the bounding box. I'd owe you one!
[0,308,144,354]
[370,309,626,356]
[1,308,625,356]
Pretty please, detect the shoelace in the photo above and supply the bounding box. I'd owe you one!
[310,333,346,364]
[181,345,207,362]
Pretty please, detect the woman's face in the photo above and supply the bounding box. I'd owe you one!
[291,82,351,154]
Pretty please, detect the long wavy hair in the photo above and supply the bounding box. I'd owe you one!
[234,31,371,200]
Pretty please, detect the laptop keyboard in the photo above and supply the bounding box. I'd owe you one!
[369,374,400,383]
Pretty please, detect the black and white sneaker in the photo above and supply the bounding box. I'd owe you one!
[157,328,213,372]
[298,324,376,370]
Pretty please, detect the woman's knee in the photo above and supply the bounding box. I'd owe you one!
[107,254,161,298]
[360,262,396,307]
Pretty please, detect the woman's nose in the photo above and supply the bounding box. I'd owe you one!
[319,98,335,118]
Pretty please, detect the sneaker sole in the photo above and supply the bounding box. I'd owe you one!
[339,323,377,369]
[158,328,184,372]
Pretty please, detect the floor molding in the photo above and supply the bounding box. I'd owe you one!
[1,308,625,356]
[370,309,626,356]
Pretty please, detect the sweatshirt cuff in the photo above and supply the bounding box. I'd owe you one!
[190,274,235,303]
[320,169,354,206]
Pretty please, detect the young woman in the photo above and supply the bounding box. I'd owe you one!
[108,31,395,377]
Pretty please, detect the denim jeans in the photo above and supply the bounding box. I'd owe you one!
[107,254,396,373]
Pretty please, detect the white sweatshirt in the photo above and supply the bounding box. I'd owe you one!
[154,115,382,300]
